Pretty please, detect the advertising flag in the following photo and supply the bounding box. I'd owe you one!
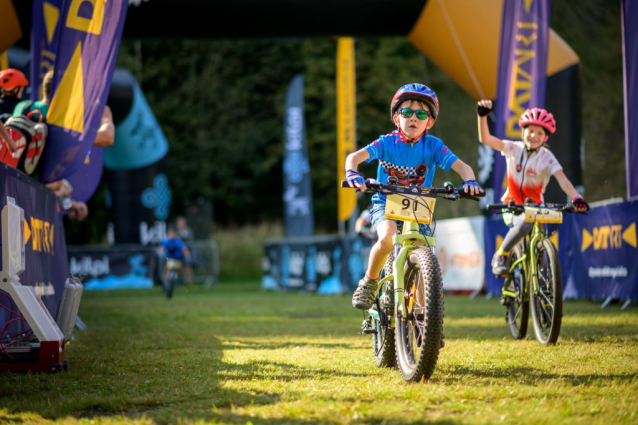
[64,147,103,202]
[492,0,551,201]
[336,37,357,223]
[282,75,314,236]
[622,0,638,199]
[30,0,128,183]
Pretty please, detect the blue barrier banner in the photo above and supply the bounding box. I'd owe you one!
[0,164,68,331]
[104,75,169,171]
[492,0,551,201]
[30,0,128,182]
[564,202,638,301]
[282,75,314,237]
[622,0,638,198]
[262,236,371,294]
[67,245,157,290]
[64,147,103,203]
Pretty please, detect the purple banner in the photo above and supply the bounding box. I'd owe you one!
[30,0,128,183]
[492,0,551,201]
[563,201,638,301]
[622,0,638,199]
[64,147,103,203]
[0,163,69,334]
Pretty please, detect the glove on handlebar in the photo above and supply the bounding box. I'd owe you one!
[571,194,589,211]
[461,179,483,191]
[346,169,365,188]
[477,104,492,117]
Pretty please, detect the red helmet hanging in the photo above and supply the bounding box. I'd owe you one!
[0,69,29,91]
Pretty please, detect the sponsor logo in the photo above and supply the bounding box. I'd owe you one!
[588,266,628,279]
[69,255,110,278]
[24,217,55,255]
[581,223,636,251]
[34,281,55,297]
[437,247,482,276]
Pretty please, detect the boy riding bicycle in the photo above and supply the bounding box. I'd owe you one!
[158,226,193,286]
[476,100,589,278]
[346,83,484,311]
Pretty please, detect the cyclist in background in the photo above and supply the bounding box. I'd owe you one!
[476,100,589,277]
[158,226,193,286]
[346,83,484,310]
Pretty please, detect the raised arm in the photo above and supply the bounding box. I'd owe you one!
[477,100,504,152]
[93,105,115,147]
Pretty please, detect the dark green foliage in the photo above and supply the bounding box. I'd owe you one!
[104,0,623,238]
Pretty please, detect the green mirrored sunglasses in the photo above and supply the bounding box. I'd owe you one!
[399,108,431,120]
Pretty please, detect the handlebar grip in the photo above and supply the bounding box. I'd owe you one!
[486,204,507,210]
[341,180,351,188]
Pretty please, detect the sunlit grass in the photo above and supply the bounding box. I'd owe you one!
[1,282,636,424]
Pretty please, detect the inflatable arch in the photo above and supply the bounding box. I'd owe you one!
[2,0,581,189]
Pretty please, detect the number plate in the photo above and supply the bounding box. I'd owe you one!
[523,207,563,224]
[385,193,436,224]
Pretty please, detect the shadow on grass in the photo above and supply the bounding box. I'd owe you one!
[436,364,638,387]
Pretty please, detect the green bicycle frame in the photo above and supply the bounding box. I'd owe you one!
[503,221,548,301]
[366,220,436,326]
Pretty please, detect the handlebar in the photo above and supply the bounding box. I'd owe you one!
[341,179,484,202]
[486,201,583,214]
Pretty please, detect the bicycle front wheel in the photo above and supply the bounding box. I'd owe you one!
[165,271,177,299]
[530,239,563,345]
[373,253,396,368]
[505,245,529,339]
[395,248,443,383]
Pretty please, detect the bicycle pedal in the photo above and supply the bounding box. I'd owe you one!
[361,319,375,334]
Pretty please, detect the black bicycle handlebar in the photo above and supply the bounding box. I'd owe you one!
[341,179,484,201]
[486,201,583,214]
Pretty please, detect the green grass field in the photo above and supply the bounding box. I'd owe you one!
[1,282,637,424]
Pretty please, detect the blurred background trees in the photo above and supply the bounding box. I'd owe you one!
[103,0,622,235]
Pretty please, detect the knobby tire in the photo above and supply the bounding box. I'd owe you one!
[373,253,396,368]
[530,239,563,345]
[395,248,443,383]
[506,244,529,339]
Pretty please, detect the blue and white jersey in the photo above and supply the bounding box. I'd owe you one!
[364,131,459,205]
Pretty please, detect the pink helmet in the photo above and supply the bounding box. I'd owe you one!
[518,107,556,134]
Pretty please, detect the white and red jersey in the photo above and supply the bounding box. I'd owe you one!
[500,140,563,204]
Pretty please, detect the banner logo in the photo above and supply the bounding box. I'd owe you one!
[581,222,637,251]
[23,217,55,255]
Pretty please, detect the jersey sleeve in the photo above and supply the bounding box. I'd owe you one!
[501,140,515,158]
[364,136,385,162]
[432,138,459,171]
[546,150,563,175]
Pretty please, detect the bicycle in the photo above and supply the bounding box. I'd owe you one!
[342,178,482,382]
[163,258,183,299]
[486,200,583,345]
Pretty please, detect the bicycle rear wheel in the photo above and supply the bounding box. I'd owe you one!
[395,248,443,383]
[530,239,563,345]
[373,253,396,368]
[505,245,529,339]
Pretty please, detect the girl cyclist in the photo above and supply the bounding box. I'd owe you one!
[476,100,589,276]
